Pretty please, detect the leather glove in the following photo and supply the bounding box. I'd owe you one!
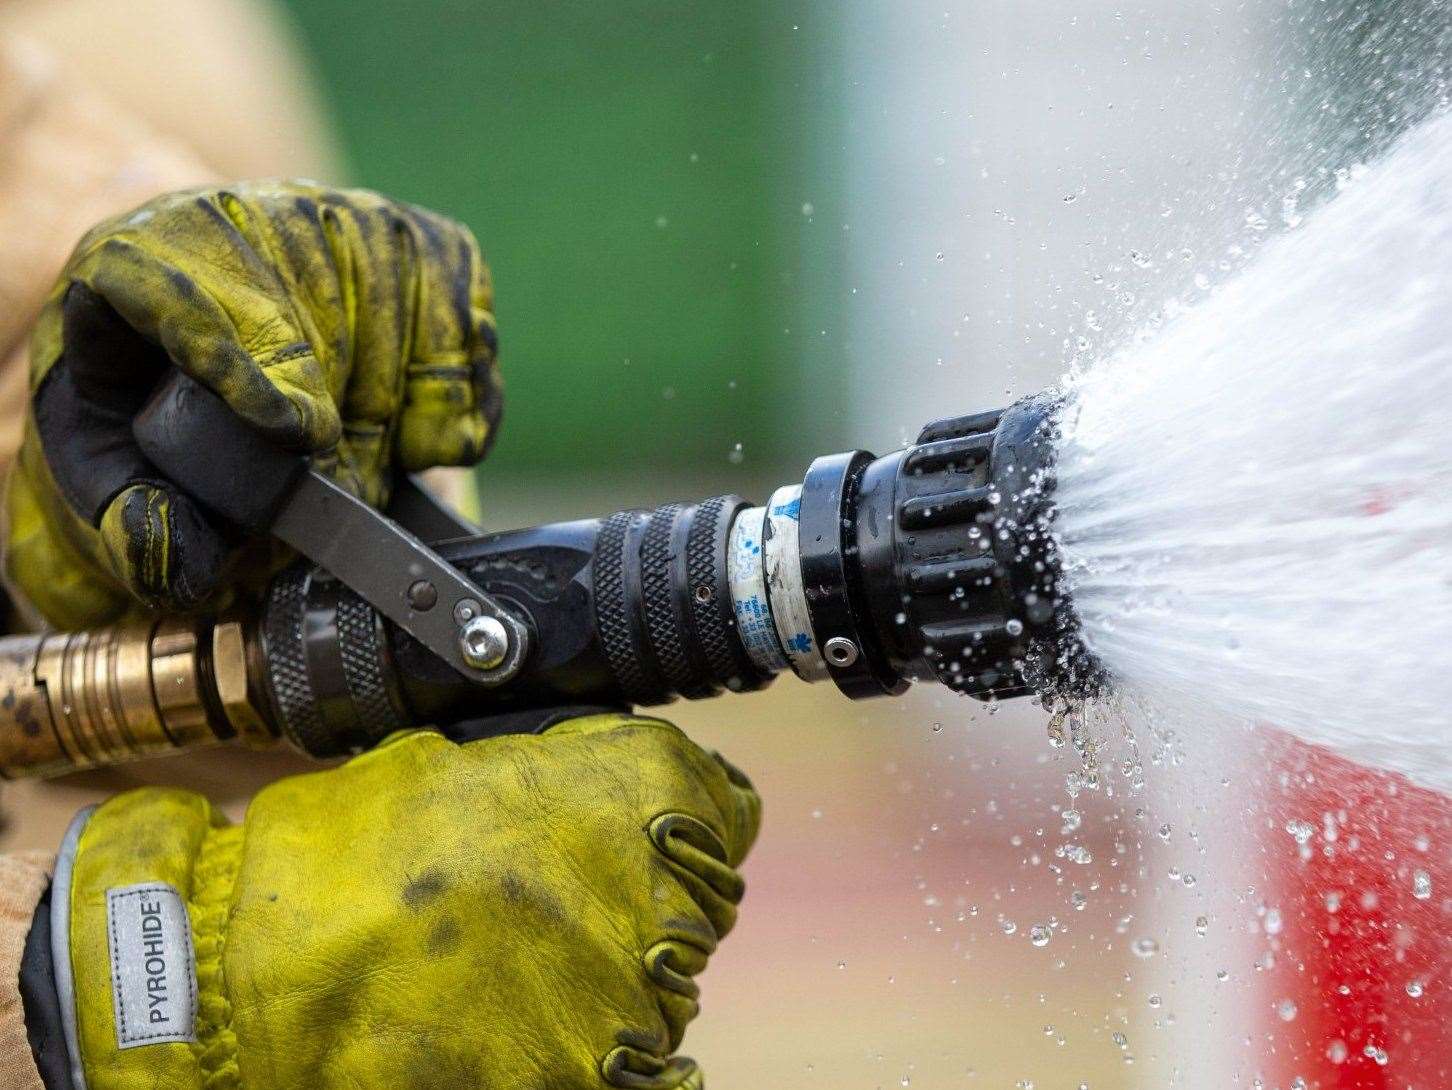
[48,714,759,1089]
[6,181,502,629]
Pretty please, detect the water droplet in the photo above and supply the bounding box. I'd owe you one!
[1131,938,1159,959]
[1000,919,1018,936]
[1194,915,1208,936]
[1263,908,1283,936]
[1285,819,1315,845]
[1005,619,1024,636]
[1157,823,1172,840]
[1362,1044,1388,1066]
[1326,1040,1348,1064]
[801,202,815,217]
[1406,979,1425,998]
[1412,869,1432,899]
[1070,891,1087,911]
[1029,924,1052,947]
[1276,998,1298,1022]
[1147,993,1162,1008]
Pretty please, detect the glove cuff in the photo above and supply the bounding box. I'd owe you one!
[65,789,241,1090]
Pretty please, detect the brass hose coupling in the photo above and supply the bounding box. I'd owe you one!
[0,616,276,778]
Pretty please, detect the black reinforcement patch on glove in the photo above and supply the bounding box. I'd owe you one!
[21,884,73,1090]
[33,283,168,525]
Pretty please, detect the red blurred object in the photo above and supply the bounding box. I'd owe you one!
[1256,731,1450,1088]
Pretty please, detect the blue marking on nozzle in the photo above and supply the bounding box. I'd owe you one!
[770,497,802,521]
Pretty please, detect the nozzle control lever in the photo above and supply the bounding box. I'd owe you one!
[131,372,529,685]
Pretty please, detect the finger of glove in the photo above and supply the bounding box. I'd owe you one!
[49,195,340,452]
[300,193,404,502]
[601,1044,703,1090]
[393,206,501,471]
[641,939,708,1050]
[710,750,762,867]
[647,813,743,941]
[97,483,230,610]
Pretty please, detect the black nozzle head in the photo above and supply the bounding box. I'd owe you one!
[986,393,1103,700]
[855,391,1101,703]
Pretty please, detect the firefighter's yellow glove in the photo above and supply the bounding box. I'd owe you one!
[54,714,760,1089]
[7,181,501,628]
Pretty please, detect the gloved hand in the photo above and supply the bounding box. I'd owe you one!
[50,714,759,1089]
[6,181,501,629]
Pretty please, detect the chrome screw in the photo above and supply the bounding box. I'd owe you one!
[458,615,509,670]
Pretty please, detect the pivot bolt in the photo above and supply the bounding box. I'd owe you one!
[459,615,510,670]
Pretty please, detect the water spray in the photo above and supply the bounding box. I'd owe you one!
[1052,106,1452,792]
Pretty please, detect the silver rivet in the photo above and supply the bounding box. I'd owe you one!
[823,636,859,667]
[453,598,482,625]
[458,615,509,670]
[406,580,438,611]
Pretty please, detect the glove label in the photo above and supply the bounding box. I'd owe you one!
[104,883,197,1049]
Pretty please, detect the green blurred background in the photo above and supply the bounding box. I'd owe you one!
[281,0,848,488]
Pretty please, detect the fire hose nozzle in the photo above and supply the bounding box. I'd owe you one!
[0,391,1095,779]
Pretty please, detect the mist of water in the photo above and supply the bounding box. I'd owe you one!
[1051,109,1452,793]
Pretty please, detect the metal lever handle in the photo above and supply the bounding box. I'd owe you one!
[132,371,529,685]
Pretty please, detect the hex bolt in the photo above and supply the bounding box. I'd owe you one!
[458,615,510,670]
[823,636,859,668]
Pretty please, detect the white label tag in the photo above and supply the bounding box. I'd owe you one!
[105,883,197,1049]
